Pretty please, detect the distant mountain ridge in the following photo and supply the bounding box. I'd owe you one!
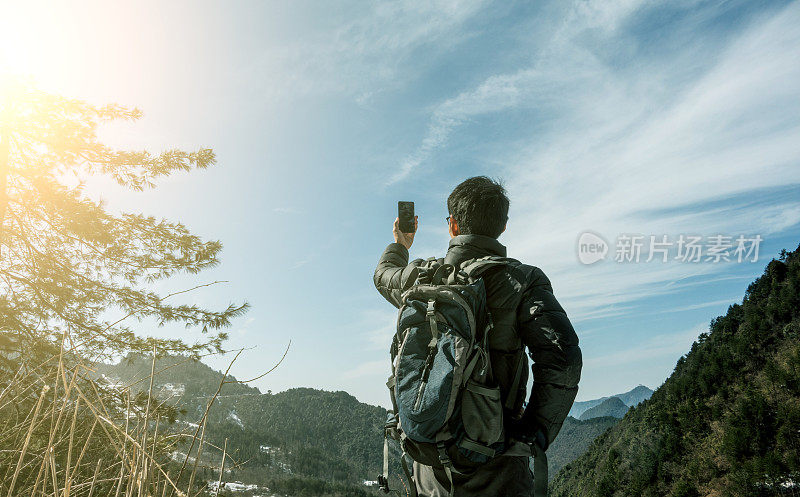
[569,384,653,419]
[579,397,629,421]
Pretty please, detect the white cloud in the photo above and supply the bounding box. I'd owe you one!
[657,297,741,313]
[584,323,706,369]
[389,70,528,184]
[353,308,398,351]
[389,0,654,183]
[288,259,309,270]
[342,360,389,380]
[241,0,489,103]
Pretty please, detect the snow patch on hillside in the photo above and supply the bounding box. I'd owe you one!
[228,410,244,428]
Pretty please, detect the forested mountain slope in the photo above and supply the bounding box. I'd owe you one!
[547,417,621,479]
[96,356,387,485]
[551,245,800,496]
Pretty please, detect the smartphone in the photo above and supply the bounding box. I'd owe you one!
[398,201,416,233]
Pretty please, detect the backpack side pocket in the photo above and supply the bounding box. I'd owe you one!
[461,380,503,445]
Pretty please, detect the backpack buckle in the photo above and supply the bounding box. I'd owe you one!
[431,263,454,285]
[426,299,439,342]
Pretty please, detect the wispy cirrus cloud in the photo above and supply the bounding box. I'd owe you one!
[585,323,707,369]
[389,71,526,184]
[240,0,490,104]
[388,0,650,184]
[342,360,389,380]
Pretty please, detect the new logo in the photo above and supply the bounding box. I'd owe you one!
[577,231,608,265]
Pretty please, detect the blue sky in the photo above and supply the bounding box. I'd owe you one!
[2,0,799,407]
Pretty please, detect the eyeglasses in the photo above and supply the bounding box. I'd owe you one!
[445,216,451,224]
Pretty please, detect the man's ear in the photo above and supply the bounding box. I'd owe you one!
[502,223,507,234]
[450,218,460,237]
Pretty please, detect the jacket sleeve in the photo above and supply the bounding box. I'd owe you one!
[516,266,582,448]
[373,243,424,308]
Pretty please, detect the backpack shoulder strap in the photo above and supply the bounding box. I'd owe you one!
[415,257,452,285]
[447,255,513,284]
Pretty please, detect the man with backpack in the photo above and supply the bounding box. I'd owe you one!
[373,176,582,496]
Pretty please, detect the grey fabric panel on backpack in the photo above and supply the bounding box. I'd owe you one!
[461,380,503,447]
[395,326,463,443]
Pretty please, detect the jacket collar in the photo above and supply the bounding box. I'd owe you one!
[444,234,507,265]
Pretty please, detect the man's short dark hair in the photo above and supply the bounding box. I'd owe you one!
[447,176,509,238]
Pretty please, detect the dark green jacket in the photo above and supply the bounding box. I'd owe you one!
[373,234,582,447]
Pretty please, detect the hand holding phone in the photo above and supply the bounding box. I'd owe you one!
[398,201,416,233]
[394,201,417,249]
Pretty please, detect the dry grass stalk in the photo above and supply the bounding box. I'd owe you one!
[6,383,50,497]
[86,458,102,497]
[214,438,227,497]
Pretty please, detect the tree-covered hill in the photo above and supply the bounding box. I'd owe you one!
[551,245,800,496]
[98,352,629,490]
[547,416,621,479]
[579,397,629,421]
[96,356,387,486]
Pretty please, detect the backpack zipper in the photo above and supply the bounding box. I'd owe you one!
[413,313,440,410]
[413,378,427,410]
[413,350,435,410]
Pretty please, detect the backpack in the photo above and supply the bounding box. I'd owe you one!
[379,256,518,496]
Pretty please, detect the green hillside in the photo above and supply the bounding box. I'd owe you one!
[96,356,386,495]
[551,245,800,496]
[547,416,620,479]
[98,352,625,491]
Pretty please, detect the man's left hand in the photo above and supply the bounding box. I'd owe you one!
[508,421,548,452]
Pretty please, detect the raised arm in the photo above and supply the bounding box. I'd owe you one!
[373,242,423,308]
[373,216,424,308]
[514,266,582,449]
